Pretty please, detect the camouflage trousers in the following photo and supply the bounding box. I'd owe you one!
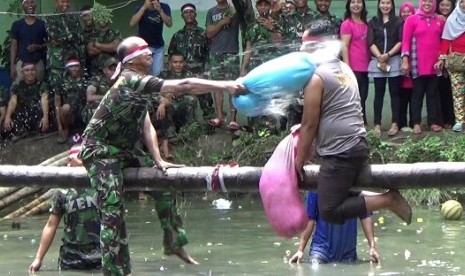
[58,243,101,271]
[48,68,65,96]
[208,52,240,80]
[153,95,197,139]
[190,68,215,119]
[80,143,188,276]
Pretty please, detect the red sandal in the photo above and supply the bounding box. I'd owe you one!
[207,118,224,127]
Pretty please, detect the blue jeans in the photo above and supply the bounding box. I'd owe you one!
[149,46,164,76]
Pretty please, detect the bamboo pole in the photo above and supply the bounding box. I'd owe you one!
[3,189,56,219]
[21,200,50,217]
[0,162,465,191]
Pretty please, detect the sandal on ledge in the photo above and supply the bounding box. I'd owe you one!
[228,121,240,131]
[207,118,224,127]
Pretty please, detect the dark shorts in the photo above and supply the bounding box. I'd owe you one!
[59,244,101,271]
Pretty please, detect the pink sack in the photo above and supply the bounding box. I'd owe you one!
[259,126,309,238]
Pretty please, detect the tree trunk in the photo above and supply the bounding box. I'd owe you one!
[0,162,464,191]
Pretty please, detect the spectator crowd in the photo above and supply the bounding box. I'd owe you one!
[1,0,465,157]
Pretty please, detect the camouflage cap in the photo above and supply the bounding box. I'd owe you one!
[104,57,118,69]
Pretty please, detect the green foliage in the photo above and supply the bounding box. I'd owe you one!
[92,2,113,26]
[0,1,22,70]
[174,123,286,166]
[367,132,465,205]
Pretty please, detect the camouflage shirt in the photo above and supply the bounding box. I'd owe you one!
[244,18,281,70]
[280,9,317,44]
[10,80,49,110]
[59,74,87,110]
[313,12,342,38]
[90,27,122,71]
[50,188,100,247]
[44,12,84,69]
[87,74,112,109]
[82,23,98,46]
[167,26,209,74]
[82,69,164,156]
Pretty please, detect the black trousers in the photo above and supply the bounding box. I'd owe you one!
[411,75,441,126]
[354,71,369,124]
[317,138,369,224]
[373,76,401,125]
[399,87,413,128]
[438,75,455,126]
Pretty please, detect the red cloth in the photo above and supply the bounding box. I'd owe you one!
[441,32,465,55]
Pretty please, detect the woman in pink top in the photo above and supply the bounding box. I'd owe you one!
[340,0,369,124]
[398,2,415,131]
[438,0,465,131]
[401,0,445,134]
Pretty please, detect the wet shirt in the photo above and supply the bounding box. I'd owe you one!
[82,69,164,154]
[167,26,208,74]
[10,80,49,109]
[50,188,100,247]
[306,192,365,263]
[312,13,342,38]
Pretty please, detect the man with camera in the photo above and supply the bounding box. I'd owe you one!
[130,0,172,76]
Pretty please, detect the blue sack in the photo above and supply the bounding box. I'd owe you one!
[241,52,316,97]
[232,94,270,117]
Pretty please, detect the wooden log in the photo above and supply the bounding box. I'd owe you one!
[0,156,69,212]
[0,162,464,191]
[0,151,69,200]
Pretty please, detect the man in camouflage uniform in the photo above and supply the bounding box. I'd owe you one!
[168,3,214,119]
[78,36,243,275]
[80,6,98,75]
[278,0,317,52]
[44,0,84,96]
[55,59,87,143]
[86,17,121,76]
[82,57,117,125]
[312,0,342,38]
[156,53,198,158]
[28,188,101,272]
[3,63,49,139]
[241,0,283,74]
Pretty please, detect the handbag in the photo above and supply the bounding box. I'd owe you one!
[447,52,465,72]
